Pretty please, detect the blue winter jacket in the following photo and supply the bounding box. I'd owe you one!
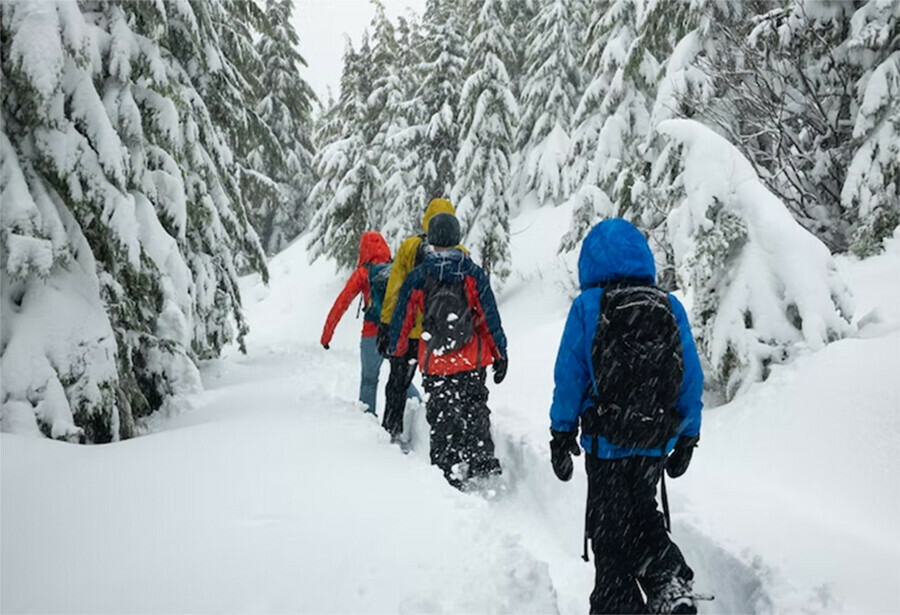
[549,219,703,458]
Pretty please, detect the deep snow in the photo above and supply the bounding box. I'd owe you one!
[2,215,898,613]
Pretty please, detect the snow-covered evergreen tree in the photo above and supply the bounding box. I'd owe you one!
[308,36,381,269]
[844,0,900,256]
[379,11,427,245]
[516,0,581,209]
[656,119,854,399]
[366,3,418,247]
[248,0,317,254]
[506,0,537,101]
[1,0,266,441]
[561,0,646,251]
[453,0,517,281]
[416,0,467,202]
[682,1,862,251]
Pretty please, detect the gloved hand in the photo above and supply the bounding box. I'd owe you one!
[550,429,581,482]
[492,357,508,384]
[666,435,699,478]
[376,324,390,357]
[322,343,330,350]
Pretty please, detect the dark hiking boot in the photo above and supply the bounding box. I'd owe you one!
[646,577,697,614]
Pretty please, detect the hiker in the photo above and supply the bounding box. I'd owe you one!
[386,213,508,488]
[321,231,417,415]
[377,198,459,442]
[549,219,703,615]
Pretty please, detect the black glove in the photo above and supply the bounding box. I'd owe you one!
[376,324,390,357]
[550,429,581,482]
[666,435,699,478]
[322,343,330,350]
[492,357,508,384]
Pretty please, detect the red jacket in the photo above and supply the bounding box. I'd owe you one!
[321,232,391,346]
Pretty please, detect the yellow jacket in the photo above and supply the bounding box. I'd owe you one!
[380,199,461,339]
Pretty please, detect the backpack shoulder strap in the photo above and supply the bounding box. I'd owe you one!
[414,233,429,267]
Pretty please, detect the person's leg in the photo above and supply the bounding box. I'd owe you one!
[424,373,466,487]
[383,340,418,436]
[358,336,382,414]
[459,369,500,478]
[622,457,694,613]
[586,455,646,615]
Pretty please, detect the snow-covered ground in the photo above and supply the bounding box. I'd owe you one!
[2,215,898,613]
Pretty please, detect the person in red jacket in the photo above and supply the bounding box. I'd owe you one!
[321,232,419,415]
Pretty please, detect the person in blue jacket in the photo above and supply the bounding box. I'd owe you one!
[549,219,703,615]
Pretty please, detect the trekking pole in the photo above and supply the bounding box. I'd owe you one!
[582,465,591,562]
[660,455,672,533]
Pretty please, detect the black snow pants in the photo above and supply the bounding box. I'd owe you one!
[423,368,501,488]
[383,340,419,437]
[585,454,693,614]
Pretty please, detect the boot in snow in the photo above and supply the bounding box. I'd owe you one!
[646,576,697,615]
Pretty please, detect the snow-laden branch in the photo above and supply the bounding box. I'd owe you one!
[657,119,855,399]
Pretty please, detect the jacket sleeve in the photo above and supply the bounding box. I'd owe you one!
[549,297,592,433]
[321,267,365,346]
[471,268,507,360]
[380,236,419,325]
[387,269,422,356]
[669,295,703,437]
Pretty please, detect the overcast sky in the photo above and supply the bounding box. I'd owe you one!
[293,0,427,107]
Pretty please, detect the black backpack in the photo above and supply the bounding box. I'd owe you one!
[582,282,684,450]
[422,274,475,357]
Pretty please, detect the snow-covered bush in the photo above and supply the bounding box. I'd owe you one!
[656,120,855,399]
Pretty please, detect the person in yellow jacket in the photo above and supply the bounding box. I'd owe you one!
[377,198,460,441]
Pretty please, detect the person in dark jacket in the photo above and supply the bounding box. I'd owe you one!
[549,219,703,615]
[321,231,418,415]
[378,198,460,441]
[388,213,509,488]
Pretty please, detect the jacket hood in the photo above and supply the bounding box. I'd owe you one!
[357,231,391,267]
[578,219,656,289]
[422,248,472,283]
[422,199,456,232]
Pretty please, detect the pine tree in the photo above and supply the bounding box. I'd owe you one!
[517,0,582,208]
[1,0,266,441]
[506,0,538,100]
[367,2,416,247]
[248,0,317,254]
[308,36,381,269]
[844,0,900,256]
[453,0,518,281]
[380,11,428,244]
[416,0,467,202]
[562,0,645,251]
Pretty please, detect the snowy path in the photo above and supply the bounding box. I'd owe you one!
[1,342,766,614]
[2,345,562,613]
